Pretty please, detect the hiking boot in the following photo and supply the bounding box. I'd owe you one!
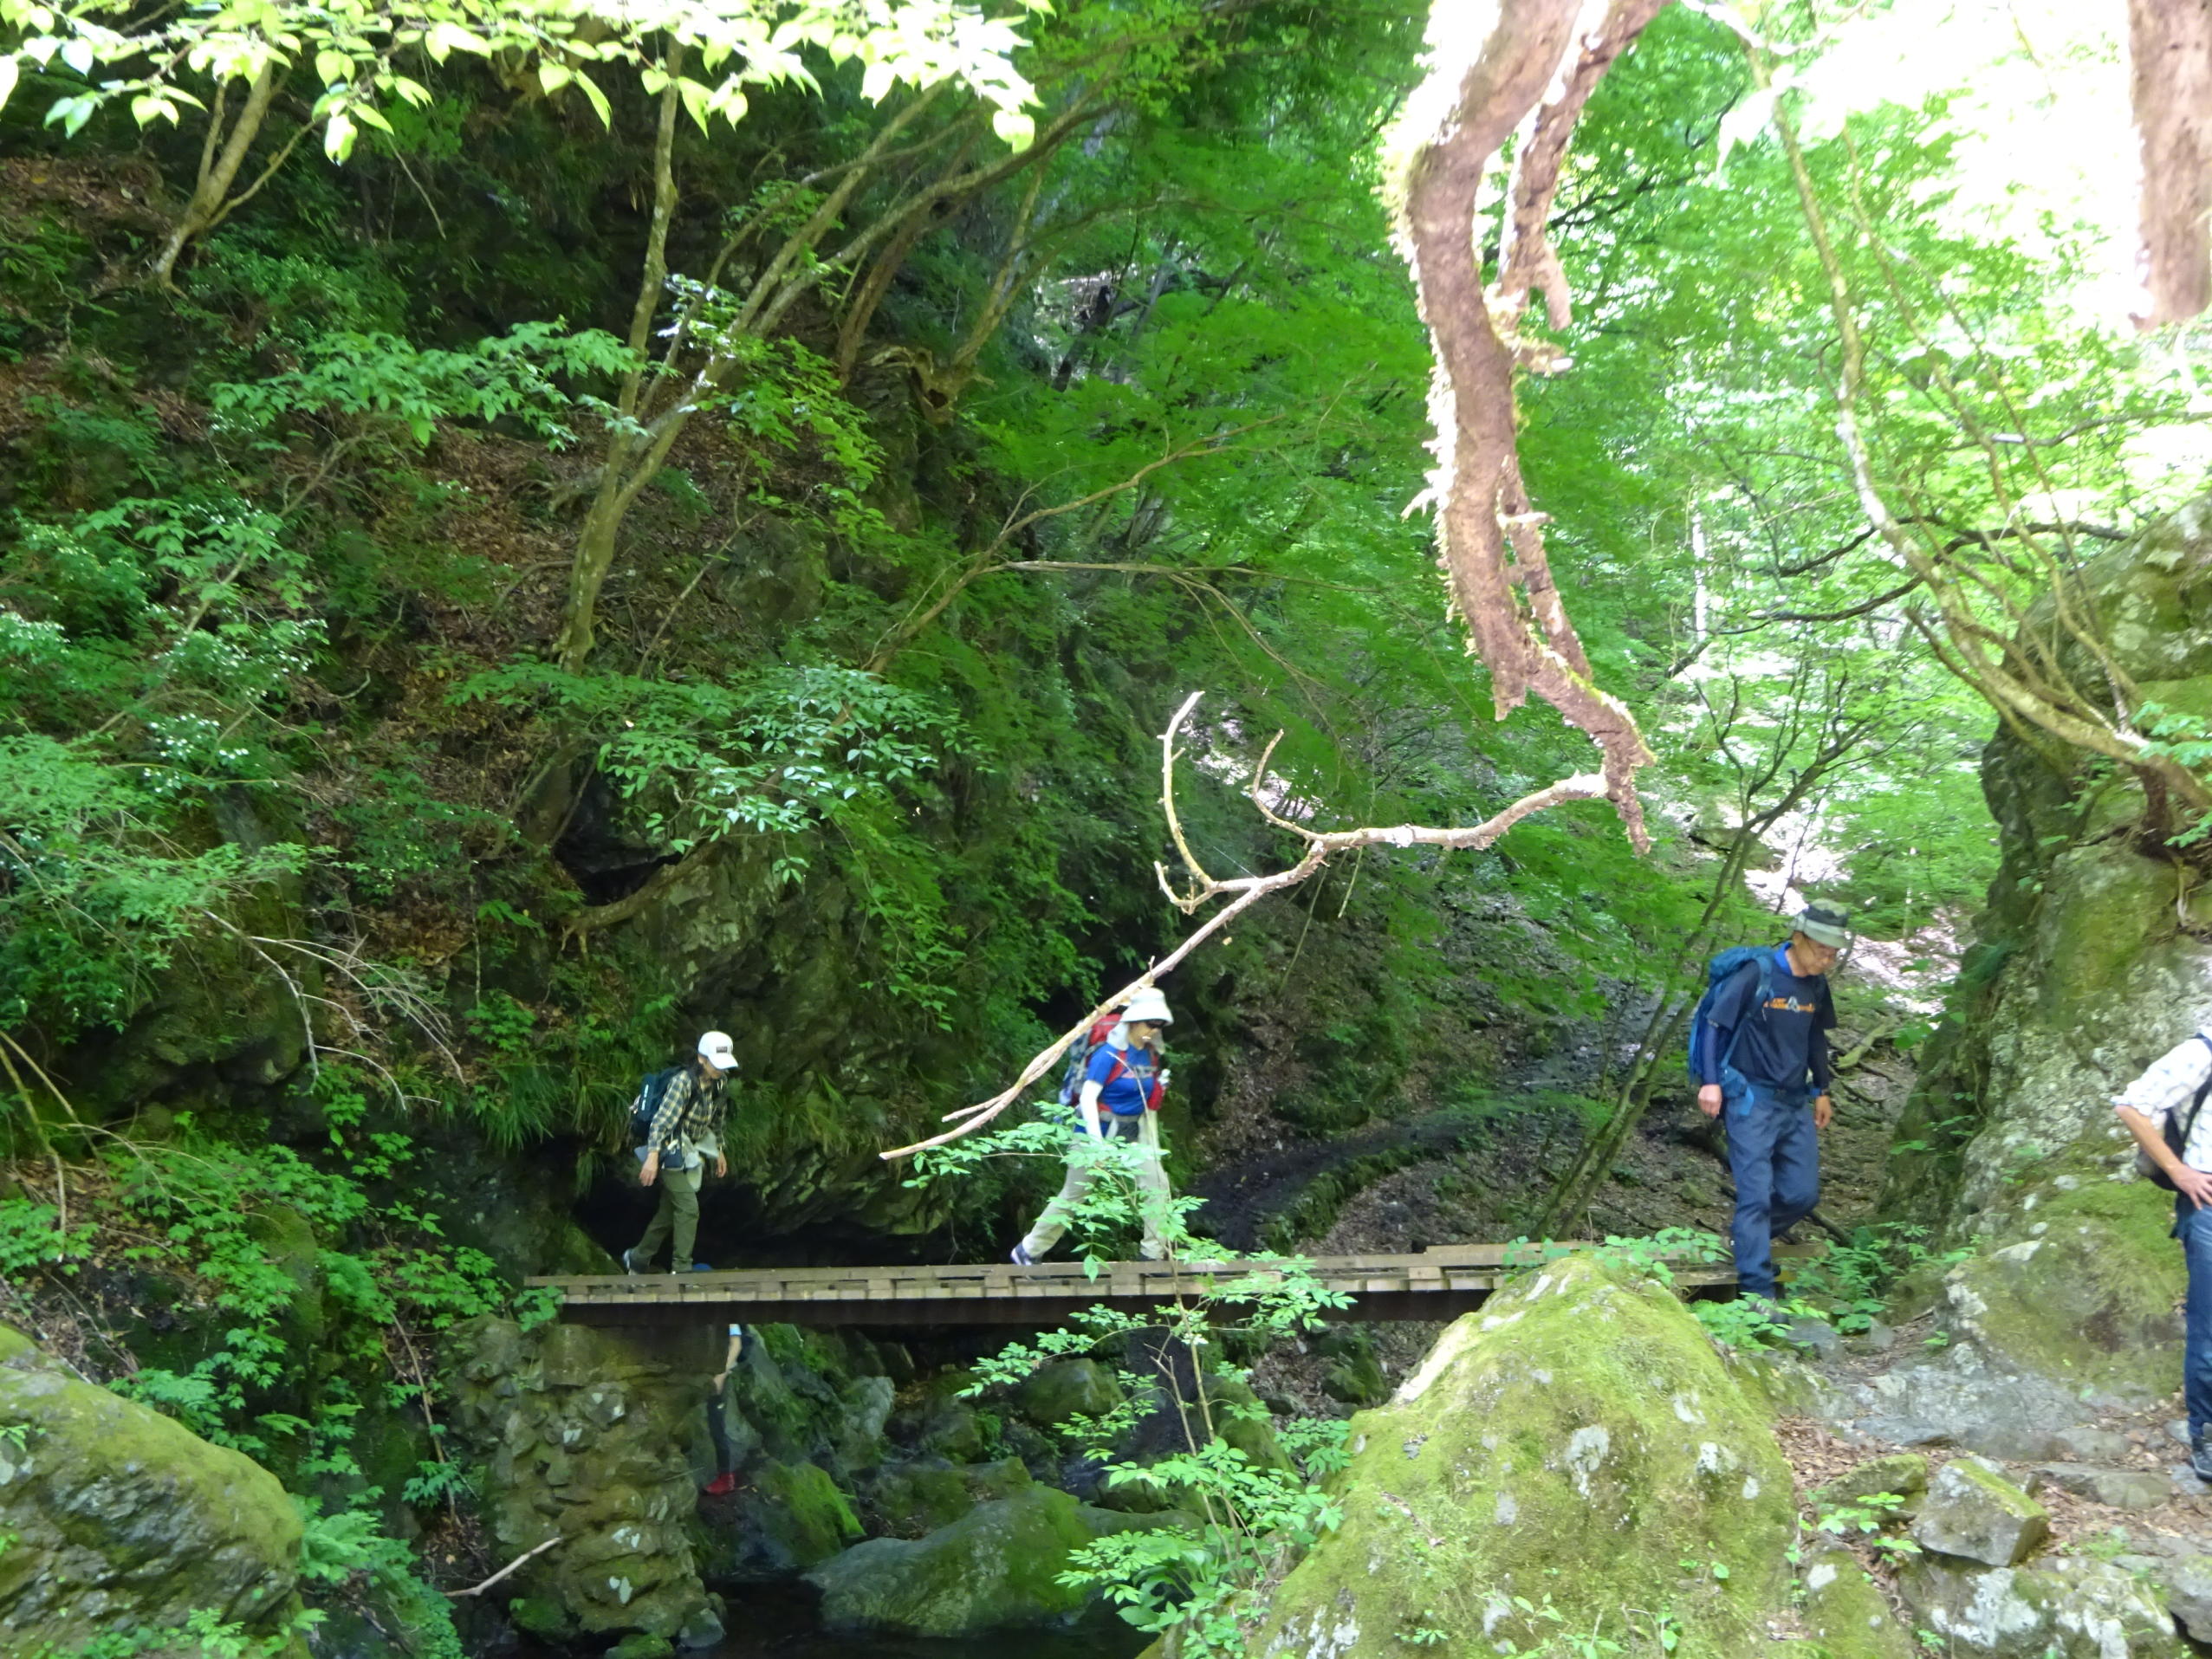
[2191,1432,2212,1485]
[1009,1244,1036,1267]
[702,1472,738,1498]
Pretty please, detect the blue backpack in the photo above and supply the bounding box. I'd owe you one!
[627,1066,683,1145]
[1684,946,1779,1085]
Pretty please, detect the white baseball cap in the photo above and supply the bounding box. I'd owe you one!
[698,1031,738,1069]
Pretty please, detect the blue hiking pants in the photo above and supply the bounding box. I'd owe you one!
[2177,1198,2212,1439]
[1722,1073,1820,1301]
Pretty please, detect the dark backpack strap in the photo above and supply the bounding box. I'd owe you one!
[1717,956,1776,1076]
[2183,1034,2212,1137]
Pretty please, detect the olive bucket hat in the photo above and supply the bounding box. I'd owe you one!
[1795,905,1851,949]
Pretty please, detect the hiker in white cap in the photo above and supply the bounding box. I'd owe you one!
[624,1030,736,1274]
[1011,988,1175,1265]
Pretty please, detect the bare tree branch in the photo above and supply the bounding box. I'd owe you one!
[879,692,1606,1160]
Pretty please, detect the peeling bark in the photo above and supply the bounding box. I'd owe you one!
[1391,0,1660,847]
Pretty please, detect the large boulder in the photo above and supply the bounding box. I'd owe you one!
[1249,1254,1798,1659]
[0,1324,305,1654]
[805,1484,1151,1636]
[1881,504,2212,1403]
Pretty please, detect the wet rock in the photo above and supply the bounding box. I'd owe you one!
[1911,1460,2050,1568]
[1897,1553,2183,1656]
[806,1485,1153,1636]
[1248,1254,1799,1657]
[0,1323,305,1654]
[2157,1552,2212,1639]
[1800,1539,1916,1658]
[2027,1463,2174,1511]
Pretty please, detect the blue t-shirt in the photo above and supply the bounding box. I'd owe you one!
[1703,944,1835,1092]
[1085,1040,1164,1116]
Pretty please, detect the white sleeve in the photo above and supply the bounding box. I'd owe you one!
[2113,1036,2212,1124]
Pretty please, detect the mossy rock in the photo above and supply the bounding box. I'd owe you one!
[0,1323,306,1654]
[805,1484,1158,1636]
[1799,1540,1916,1659]
[1249,1254,1797,1659]
[866,1455,1032,1537]
[1943,1182,2185,1403]
[1810,1453,1930,1515]
[1013,1358,1124,1429]
[742,1458,864,1572]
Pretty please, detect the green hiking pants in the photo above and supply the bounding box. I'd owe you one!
[633,1159,705,1270]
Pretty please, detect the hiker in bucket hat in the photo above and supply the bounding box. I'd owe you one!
[1688,905,1849,1309]
[1010,988,1175,1265]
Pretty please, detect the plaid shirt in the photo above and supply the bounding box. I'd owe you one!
[645,1066,729,1164]
[2113,1034,2212,1171]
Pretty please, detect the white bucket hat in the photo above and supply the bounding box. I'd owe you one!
[1121,988,1172,1026]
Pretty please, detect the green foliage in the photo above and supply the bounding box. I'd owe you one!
[457,662,955,852]
[1813,1490,1921,1560]
[0,1197,96,1277]
[213,322,632,448]
[0,0,1048,156]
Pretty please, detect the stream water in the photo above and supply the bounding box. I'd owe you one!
[511,1586,1151,1659]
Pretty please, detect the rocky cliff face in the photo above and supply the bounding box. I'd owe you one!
[1883,498,2212,1401]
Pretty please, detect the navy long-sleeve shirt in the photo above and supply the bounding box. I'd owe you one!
[1699,944,1836,1092]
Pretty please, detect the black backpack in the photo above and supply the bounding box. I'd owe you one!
[2137,1034,2212,1190]
[627,1066,683,1147]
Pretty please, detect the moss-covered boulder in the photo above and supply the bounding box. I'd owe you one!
[864,1455,1033,1538]
[722,1457,864,1577]
[804,1484,1151,1636]
[1249,1254,1797,1659]
[1013,1358,1123,1429]
[0,1324,305,1654]
[1879,505,2212,1403]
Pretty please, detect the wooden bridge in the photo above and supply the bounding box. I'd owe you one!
[530,1242,1763,1328]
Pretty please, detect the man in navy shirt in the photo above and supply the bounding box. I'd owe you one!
[1696,905,1848,1305]
[1012,989,1173,1264]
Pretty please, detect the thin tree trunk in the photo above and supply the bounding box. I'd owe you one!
[153,66,278,283]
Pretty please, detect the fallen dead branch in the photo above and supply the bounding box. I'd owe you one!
[880,692,1607,1159]
[445,1533,561,1598]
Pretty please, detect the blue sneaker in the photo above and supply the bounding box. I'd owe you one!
[1009,1244,1035,1267]
[673,1261,713,1273]
[621,1247,641,1275]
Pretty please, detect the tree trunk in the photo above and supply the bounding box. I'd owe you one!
[2130,0,2212,325]
[153,66,277,284]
